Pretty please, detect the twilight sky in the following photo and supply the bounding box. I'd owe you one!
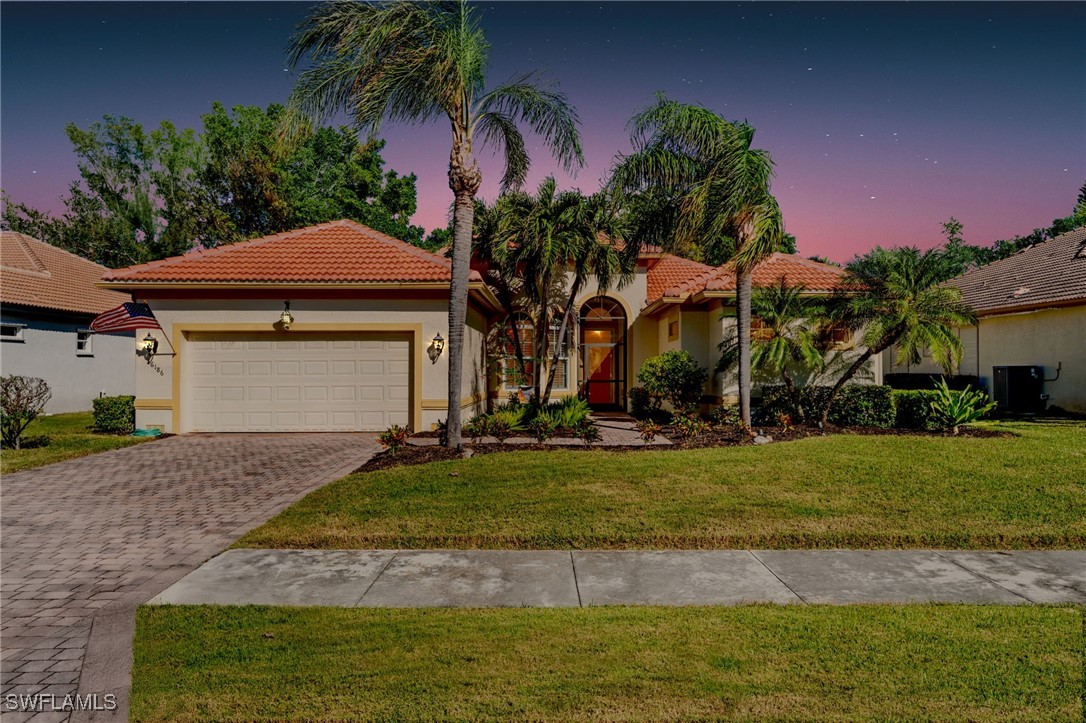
[2,1,1083,261]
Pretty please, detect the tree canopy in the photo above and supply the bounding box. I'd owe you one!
[1,103,425,268]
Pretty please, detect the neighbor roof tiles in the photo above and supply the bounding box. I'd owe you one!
[947,227,1086,314]
[101,220,481,285]
[1,231,130,315]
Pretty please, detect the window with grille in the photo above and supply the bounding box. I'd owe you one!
[500,315,570,391]
[76,329,94,355]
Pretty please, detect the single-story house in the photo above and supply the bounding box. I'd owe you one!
[1,231,135,413]
[100,219,871,433]
[883,226,1086,413]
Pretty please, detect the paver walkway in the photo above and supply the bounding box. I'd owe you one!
[152,548,1086,608]
[1,434,378,722]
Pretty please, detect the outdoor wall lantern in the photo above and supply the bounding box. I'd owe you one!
[138,333,158,358]
[428,332,445,363]
[279,301,294,331]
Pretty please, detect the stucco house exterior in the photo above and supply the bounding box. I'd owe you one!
[883,227,1086,413]
[99,219,868,433]
[1,231,135,413]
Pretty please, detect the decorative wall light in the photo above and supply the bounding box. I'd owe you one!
[279,301,294,331]
[428,332,445,363]
[137,333,159,358]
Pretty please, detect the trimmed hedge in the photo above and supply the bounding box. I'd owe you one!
[754,384,895,428]
[93,395,135,434]
[892,389,943,430]
[884,373,982,391]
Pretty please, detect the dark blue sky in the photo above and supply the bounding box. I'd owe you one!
[3,2,1084,260]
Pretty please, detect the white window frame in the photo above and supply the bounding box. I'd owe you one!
[547,321,571,391]
[76,328,94,356]
[499,315,572,392]
[0,323,26,343]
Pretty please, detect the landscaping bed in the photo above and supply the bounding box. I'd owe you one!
[131,604,1083,722]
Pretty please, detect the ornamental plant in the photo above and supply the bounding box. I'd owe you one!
[529,413,558,443]
[636,419,662,444]
[637,350,709,410]
[930,378,996,434]
[573,419,601,447]
[378,424,410,455]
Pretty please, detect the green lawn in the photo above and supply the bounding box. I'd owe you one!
[0,412,151,474]
[132,604,1083,721]
[238,421,1086,550]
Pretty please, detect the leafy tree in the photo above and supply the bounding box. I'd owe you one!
[613,95,785,426]
[281,0,583,448]
[1,105,427,266]
[818,246,976,425]
[0,376,52,450]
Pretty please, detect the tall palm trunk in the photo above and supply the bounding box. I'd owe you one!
[736,266,753,425]
[818,327,902,426]
[446,136,481,450]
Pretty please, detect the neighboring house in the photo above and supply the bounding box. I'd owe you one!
[100,219,865,433]
[883,227,1086,413]
[1,231,135,413]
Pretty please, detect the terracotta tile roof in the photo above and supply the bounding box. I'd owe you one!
[1,231,130,315]
[101,220,481,285]
[647,252,845,305]
[947,227,1086,315]
[646,254,715,302]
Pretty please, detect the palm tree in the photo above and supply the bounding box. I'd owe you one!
[281,0,583,448]
[718,279,826,397]
[818,246,977,425]
[486,178,630,404]
[612,95,784,425]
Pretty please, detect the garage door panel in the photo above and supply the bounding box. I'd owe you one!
[186,333,411,432]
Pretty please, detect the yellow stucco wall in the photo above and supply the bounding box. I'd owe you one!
[881,305,1084,413]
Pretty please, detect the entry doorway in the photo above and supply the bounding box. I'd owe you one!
[578,297,626,408]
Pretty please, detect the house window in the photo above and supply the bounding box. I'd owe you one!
[667,319,679,341]
[499,315,570,391]
[823,324,852,347]
[76,329,94,356]
[0,323,26,343]
[750,316,773,342]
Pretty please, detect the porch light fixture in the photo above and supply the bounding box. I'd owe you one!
[432,332,445,354]
[138,333,158,357]
[279,301,294,331]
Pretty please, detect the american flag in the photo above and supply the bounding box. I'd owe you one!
[90,302,161,333]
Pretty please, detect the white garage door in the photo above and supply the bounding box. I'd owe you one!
[186,333,410,432]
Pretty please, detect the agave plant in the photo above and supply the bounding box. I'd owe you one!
[930,378,996,434]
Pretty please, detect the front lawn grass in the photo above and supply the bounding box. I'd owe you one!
[0,412,150,474]
[132,604,1083,721]
[238,421,1086,549]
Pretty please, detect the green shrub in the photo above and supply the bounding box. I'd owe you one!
[572,419,601,447]
[1,375,52,448]
[490,404,529,431]
[755,385,894,428]
[544,396,590,428]
[828,385,896,428]
[671,408,710,442]
[378,424,410,455]
[892,390,942,430]
[930,379,996,434]
[529,413,558,443]
[636,419,662,443]
[637,351,709,409]
[464,415,489,441]
[488,418,513,442]
[92,395,135,435]
[629,386,657,420]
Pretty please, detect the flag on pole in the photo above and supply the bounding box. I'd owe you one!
[90,302,161,333]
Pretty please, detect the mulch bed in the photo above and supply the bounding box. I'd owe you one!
[357,423,1014,473]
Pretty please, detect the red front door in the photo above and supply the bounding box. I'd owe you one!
[587,345,615,405]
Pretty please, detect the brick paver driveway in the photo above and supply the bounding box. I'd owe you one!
[1,433,378,722]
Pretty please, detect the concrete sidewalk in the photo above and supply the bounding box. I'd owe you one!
[149,549,1086,608]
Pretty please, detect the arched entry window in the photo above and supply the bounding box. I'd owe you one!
[578,297,627,408]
